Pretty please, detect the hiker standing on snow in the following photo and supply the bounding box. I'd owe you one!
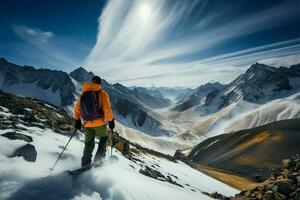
[74,76,115,169]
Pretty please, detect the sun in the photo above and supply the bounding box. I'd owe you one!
[138,3,152,21]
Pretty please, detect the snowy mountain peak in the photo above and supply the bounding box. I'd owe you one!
[174,62,300,115]
[247,62,275,72]
[69,66,94,84]
[0,58,75,107]
[289,63,300,74]
[0,57,9,64]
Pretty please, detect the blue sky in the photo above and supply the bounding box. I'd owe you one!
[0,0,105,70]
[1,0,300,87]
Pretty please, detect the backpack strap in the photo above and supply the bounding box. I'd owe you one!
[95,90,104,115]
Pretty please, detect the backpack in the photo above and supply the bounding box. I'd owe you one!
[80,91,104,121]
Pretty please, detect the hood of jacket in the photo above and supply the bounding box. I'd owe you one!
[82,82,102,92]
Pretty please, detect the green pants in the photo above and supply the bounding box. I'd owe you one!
[81,125,108,167]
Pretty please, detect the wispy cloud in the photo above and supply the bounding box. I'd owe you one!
[11,25,85,70]
[12,25,54,43]
[12,25,53,43]
[85,0,300,87]
[259,54,300,67]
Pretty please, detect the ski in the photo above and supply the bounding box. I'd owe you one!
[67,167,90,175]
[67,156,119,175]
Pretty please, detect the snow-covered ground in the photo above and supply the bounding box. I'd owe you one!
[2,81,62,107]
[198,92,300,138]
[115,122,191,155]
[0,106,238,200]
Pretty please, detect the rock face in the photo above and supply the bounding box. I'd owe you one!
[173,82,224,112]
[1,132,33,142]
[11,144,37,162]
[232,154,300,200]
[69,67,94,84]
[116,84,171,109]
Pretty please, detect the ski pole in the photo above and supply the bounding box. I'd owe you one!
[49,129,77,171]
[108,129,119,162]
[110,129,113,157]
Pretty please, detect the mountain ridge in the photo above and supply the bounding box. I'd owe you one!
[173,62,300,116]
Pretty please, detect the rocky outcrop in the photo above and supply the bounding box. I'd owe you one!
[10,144,37,162]
[173,82,224,112]
[139,166,183,187]
[111,132,130,157]
[174,149,187,161]
[232,155,300,200]
[1,132,33,142]
[69,67,94,84]
[0,91,73,134]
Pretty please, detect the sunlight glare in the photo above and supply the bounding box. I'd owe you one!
[138,2,152,21]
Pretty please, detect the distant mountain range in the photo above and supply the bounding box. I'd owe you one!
[130,86,191,103]
[1,57,300,139]
[173,63,300,116]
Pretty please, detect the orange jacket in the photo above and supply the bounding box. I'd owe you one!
[74,82,114,128]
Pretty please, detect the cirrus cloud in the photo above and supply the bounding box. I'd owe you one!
[85,0,300,87]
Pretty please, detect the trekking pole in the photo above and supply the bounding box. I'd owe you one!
[109,129,119,162]
[110,129,113,157]
[49,129,77,171]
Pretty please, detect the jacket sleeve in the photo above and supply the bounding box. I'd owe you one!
[100,91,114,122]
[74,95,81,120]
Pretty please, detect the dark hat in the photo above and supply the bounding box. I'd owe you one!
[91,76,102,84]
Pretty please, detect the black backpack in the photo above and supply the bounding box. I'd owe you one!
[80,91,104,121]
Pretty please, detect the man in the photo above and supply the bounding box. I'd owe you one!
[74,76,115,169]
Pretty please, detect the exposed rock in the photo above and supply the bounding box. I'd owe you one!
[201,191,228,199]
[111,132,130,157]
[139,165,163,179]
[10,144,37,162]
[231,155,300,200]
[282,159,290,168]
[174,149,186,160]
[263,191,274,200]
[274,179,294,196]
[139,166,183,188]
[1,132,33,142]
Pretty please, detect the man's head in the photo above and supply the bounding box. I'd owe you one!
[91,76,102,84]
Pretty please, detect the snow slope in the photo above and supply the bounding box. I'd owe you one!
[157,92,300,146]
[0,105,238,200]
[2,81,62,107]
[199,92,300,138]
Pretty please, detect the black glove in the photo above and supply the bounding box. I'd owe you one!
[75,119,82,130]
[109,119,115,130]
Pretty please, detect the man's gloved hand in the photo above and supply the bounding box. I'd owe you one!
[109,119,115,130]
[75,119,82,130]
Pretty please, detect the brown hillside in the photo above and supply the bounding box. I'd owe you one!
[186,118,300,182]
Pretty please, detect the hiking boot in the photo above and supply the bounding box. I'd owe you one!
[93,160,103,168]
[81,162,92,170]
